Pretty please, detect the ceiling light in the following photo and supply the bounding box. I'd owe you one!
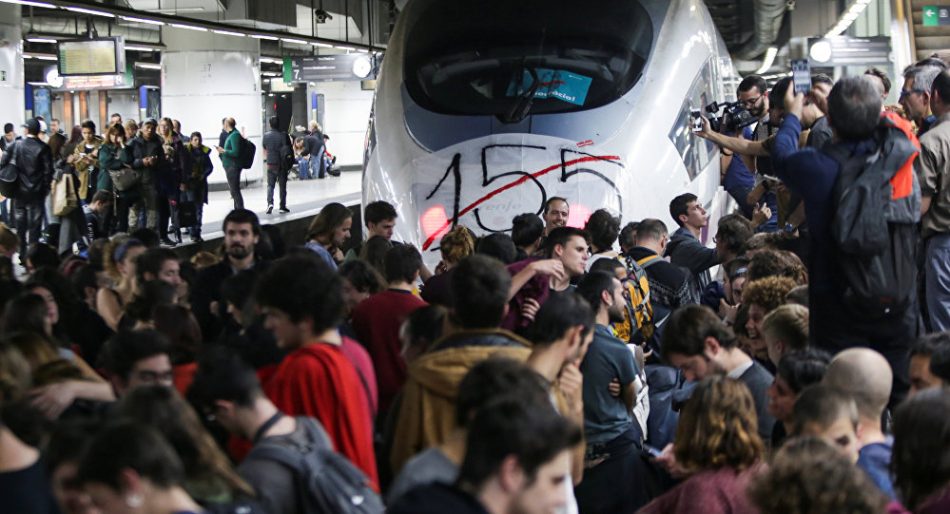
[134,62,162,70]
[25,53,57,61]
[809,39,833,63]
[64,6,114,17]
[312,42,333,48]
[251,34,278,40]
[260,57,282,64]
[281,37,307,45]
[152,6,205,13]
[125,45,159,52]
[169,23,207,32]
[754,46,778,74]
[25,37,58,43]
[213,29,245,37]
[262,71,280,77]
[120,15,164,26]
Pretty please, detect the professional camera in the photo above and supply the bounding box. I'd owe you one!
[703,101,757,134]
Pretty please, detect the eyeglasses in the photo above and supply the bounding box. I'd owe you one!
[738,95,763,108]
[899,89,925,101]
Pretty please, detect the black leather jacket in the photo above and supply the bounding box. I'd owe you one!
[0,136,53,199]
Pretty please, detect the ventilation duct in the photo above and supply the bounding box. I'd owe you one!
[735,0,789,60]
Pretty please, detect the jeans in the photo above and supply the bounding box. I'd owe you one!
[297,157,311,180]
[128,182,158,232]
[183,188,204,237]
[225,167,244,210]
[926,233,950,332]
[266,165,288,208]
[58,203,88,254]
[309,144,326,179]
[14,197,45,258]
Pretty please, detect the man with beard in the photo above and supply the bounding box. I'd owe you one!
[574,271,653,514]
[191,209,265,341]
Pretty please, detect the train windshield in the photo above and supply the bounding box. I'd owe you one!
[404,0,654,123]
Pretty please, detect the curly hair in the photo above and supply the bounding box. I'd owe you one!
[674,376,764,472]
[440,225,476,265]
[751,436,888,514]
[743,276,797,314]
[747,250,808,284]
[584,209,621,252]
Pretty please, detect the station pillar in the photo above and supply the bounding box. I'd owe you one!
[0,4,25,127]
[161,27,262,186]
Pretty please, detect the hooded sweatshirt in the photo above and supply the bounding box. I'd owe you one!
[390,328,531,474]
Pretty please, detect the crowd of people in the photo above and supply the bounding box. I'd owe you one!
[0,113,335,257]
[2,58,950,514]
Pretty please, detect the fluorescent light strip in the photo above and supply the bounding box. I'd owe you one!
[25,53,57,60]
[213,29,245,37]
[251,34,278,40]
[262,71,280,77]
[26,37,58,43]
[134,62,162,70]
[0,0,57,8]
[260,57,282,64]
[169,23,207,32]
[281,37,307,45]
[312,42,333,48]
[754,46,778,74]
[64,6,114,17]
[125,45,159,52]
[121,15,164,26]
[825,0,871,37]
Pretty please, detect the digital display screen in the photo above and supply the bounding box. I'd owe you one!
[57,39,121,76]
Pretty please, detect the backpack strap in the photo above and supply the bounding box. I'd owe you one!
[636,254,663,269]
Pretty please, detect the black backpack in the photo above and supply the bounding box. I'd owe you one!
[239,137,256,170]
[246,418,383,514]
[823,112,920,320]
[0,142,21,198]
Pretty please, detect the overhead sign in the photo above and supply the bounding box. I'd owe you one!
[48,64,134,90]
[923,6,950,26]
[806,36,891,66]
[57,37,125,76]
[282,53,376,83]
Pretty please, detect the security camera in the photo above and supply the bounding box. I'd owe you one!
[314,9,333,23]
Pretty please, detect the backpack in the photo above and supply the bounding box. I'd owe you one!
[823,111,920,320]
[0,142,21,199]
[246,418,384,514]
[239,136,256,170]
[620,254,655,345]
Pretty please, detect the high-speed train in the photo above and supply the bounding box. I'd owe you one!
[362,0,741,263]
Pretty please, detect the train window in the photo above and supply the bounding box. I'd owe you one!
[669,62,718,181]
[404,0,653,123]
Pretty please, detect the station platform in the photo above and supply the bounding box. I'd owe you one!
[182,170,363,250]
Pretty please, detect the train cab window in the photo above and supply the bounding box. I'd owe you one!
[404,0,653,123]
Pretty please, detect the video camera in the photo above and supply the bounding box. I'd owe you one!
[702,101,757,134]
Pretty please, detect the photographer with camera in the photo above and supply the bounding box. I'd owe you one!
[698,77,831,236]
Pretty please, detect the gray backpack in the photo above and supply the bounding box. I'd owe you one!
[246,417,383,514]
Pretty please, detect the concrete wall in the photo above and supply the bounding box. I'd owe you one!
[0,5,24,128]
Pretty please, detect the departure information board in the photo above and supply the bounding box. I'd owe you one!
[58,38,122,76]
